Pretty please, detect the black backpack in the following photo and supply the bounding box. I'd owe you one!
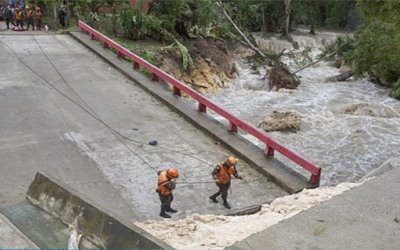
[4,8,13,19]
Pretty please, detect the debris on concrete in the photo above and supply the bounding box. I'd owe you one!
[136,181,362,250]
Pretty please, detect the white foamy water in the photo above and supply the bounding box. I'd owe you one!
[203,31,400,186]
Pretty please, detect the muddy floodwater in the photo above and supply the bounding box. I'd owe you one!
[200,31,400,186]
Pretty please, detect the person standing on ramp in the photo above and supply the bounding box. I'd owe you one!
[209,157,242,209]
[157,167,179,218]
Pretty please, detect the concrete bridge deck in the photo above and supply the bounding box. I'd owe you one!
[1,23,400,249]
[0,29,289,221]
[0,21,309,248]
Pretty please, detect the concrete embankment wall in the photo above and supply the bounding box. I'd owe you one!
[26,172,174,249]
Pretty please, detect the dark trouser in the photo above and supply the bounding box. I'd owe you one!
[210,181,230,203]
[6,18,15,29]
[60,16,65,27]
[36,19,42,30]
[26,19,35,30]
[158,192,174,213]
[16,20,23,28]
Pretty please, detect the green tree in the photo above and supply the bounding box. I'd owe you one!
[120,0,144,40]
[222,0,285,33]
[325,0,358,29]
[149,0,217,39]
[344,0,400,98]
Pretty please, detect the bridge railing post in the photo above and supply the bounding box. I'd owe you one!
[198,103,207,113]
[265,145,275,157]
[173,86,181,97]
[151,73,159,81]
[228,121,238,133]
[117,51,123,59]
[310,168,321,186]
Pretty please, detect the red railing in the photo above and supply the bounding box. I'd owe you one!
[77,20,321,186]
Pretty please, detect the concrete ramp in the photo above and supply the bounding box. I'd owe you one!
[1,200,72,248]
[0,212,38,249]
[14,172,173,249]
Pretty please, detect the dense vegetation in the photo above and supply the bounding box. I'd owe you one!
[347,0,400,98]
[37,0,400,99]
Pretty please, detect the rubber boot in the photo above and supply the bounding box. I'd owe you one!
[166,204,177,213]
[160,212,171,218]
[209,192,219,203]
[209,196,218,203]
[160,205,171,218]
[223,200,231,209]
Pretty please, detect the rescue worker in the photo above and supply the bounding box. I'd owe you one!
[58,6,66,28]
[25,6,34,31]
[14,7,23,29]
[34,6,42,30]
[157,167,179,218]
[209,156,242,209]
[3,5,15,29]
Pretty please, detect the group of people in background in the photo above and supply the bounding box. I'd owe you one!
[0,1,42,31]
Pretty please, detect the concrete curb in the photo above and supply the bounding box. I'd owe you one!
[26,172,174,249]
[69,31,316,194]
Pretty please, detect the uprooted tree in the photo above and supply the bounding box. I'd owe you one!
[217,1,300,91]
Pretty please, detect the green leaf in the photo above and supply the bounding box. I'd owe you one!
[175,39,195,71]
[313,225,327,236]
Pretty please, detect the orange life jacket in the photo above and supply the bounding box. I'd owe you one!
[157,170,174,196]
[35,10,42,19]
[27,10,33,19]
[15,12,22,20]
[216,163,235,184]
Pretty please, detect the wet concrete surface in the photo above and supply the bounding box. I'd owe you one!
[0,212,38,249]
[2,200,70,249]
[0,21,287,228]
[3,22,399,250]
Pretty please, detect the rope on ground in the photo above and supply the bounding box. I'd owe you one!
[0,38,215,175]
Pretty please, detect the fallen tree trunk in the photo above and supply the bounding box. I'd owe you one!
[292,52,334,74]
[217,1,267,59]
[325,70,354,83]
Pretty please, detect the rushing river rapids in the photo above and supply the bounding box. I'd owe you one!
[201,30,400,186]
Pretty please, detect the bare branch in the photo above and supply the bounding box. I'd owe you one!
[217,1,267,59]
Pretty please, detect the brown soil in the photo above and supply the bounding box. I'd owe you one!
[157,38,251,94]
[268,65,299,91]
